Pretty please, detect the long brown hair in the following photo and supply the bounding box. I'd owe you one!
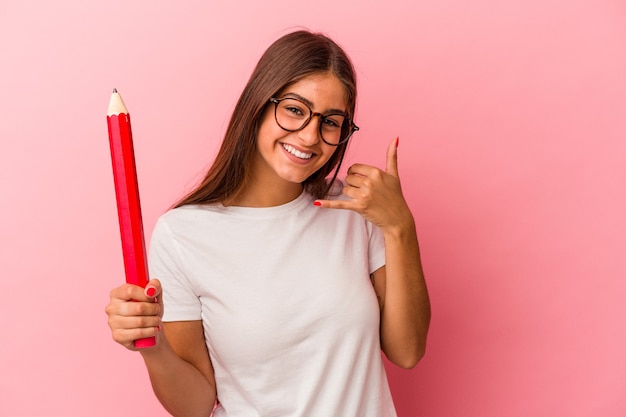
[174,30,357,208]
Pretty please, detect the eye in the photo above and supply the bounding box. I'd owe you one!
[278,98,309,119]
[285,106,305,116]
[322,115,344,129]
[323,119,339,128]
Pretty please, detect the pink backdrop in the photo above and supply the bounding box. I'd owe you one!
[1,1,625,416]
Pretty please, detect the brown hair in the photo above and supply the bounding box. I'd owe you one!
[174,30,357,207]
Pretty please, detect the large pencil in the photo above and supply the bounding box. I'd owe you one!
[107,89,155,348]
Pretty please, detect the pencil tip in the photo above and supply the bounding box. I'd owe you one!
[112,88,118,93]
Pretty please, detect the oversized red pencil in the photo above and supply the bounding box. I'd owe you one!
[107,88,155,348]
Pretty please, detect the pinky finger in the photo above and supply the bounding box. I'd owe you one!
[112,327,160,349]
[313,199,354,211]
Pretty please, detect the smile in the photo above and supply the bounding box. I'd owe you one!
[282,143,313,160]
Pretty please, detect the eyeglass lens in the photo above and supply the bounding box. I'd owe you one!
[274,98,348,145]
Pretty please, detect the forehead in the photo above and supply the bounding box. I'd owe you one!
[279,73,348,112]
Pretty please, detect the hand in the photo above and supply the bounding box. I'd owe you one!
[315,137,414,234]
[105,279,163,351]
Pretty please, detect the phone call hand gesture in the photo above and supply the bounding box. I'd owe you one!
[315,137,414,233]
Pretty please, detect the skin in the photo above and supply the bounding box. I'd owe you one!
[231,72,345,207]
[105,72,431,417]
[315,137,431,367]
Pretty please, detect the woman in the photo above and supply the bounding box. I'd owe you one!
[106,30,430,417]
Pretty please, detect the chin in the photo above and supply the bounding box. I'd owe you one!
[279,173,312,185]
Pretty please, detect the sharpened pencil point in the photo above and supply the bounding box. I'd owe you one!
[107,89,128,115]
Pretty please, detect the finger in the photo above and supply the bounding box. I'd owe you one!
[386,136,399,177]
[106,302,162,349]
[344,173,367,189]
[112,326,160,349]
[107,296,161,318]
[110,283,149,302]
[314,199,358,211]
[129,298,161,317]
[113,312,161,329]
[347,163,376,177]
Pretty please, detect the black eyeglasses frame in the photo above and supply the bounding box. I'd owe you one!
[269,97,359,146]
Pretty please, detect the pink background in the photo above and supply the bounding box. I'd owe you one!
[1,0,625,416]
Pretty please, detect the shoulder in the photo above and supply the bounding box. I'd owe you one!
[159,203,224,224]
[152,204,226,240]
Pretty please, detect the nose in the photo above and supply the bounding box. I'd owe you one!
[297,114,322,146]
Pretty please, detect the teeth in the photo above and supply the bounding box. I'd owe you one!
[282,143,313,160]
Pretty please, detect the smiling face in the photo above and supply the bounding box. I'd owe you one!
[247,72,348,203]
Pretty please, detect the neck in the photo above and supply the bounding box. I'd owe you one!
[225,179,303,208]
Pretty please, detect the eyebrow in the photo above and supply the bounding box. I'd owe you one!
[282,92,348,116]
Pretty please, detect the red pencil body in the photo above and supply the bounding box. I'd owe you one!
[107,110,148,287]
[107,90,155,348]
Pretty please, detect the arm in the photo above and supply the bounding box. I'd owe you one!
[142,320,217,417]
[371,223,430,368]
[315,137,431,369]
[106,280,217,417]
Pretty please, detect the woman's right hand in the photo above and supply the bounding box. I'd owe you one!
[105,279,163,351]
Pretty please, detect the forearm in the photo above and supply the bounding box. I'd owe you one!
[380,218,431,369]
[140,336,216,417]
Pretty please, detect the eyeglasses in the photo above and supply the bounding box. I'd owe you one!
[269,97,359,146]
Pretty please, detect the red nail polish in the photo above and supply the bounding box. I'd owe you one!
[313,201,322,207]
[146,287,156,297]
[396,137,399,148]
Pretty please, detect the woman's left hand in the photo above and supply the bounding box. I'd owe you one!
[315,137,413,233]
[316,136,430,368]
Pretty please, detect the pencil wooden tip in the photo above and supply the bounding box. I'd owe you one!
[108,89,128,115]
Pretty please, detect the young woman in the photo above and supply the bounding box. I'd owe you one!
[106,30,430,417]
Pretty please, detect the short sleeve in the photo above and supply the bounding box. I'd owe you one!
[148,216,202,322]
[367,221,386,274]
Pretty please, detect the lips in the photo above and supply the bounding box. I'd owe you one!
[281,143,314,160]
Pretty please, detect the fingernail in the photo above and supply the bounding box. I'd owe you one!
[396,136,399,148]
[157,325,162,332]
[146,287,156,297]
[313,201,322,207]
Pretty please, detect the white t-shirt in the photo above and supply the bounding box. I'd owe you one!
[149,190,397,417]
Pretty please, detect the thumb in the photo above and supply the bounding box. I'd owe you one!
[145,279,162,300]
[386,136,399,177]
